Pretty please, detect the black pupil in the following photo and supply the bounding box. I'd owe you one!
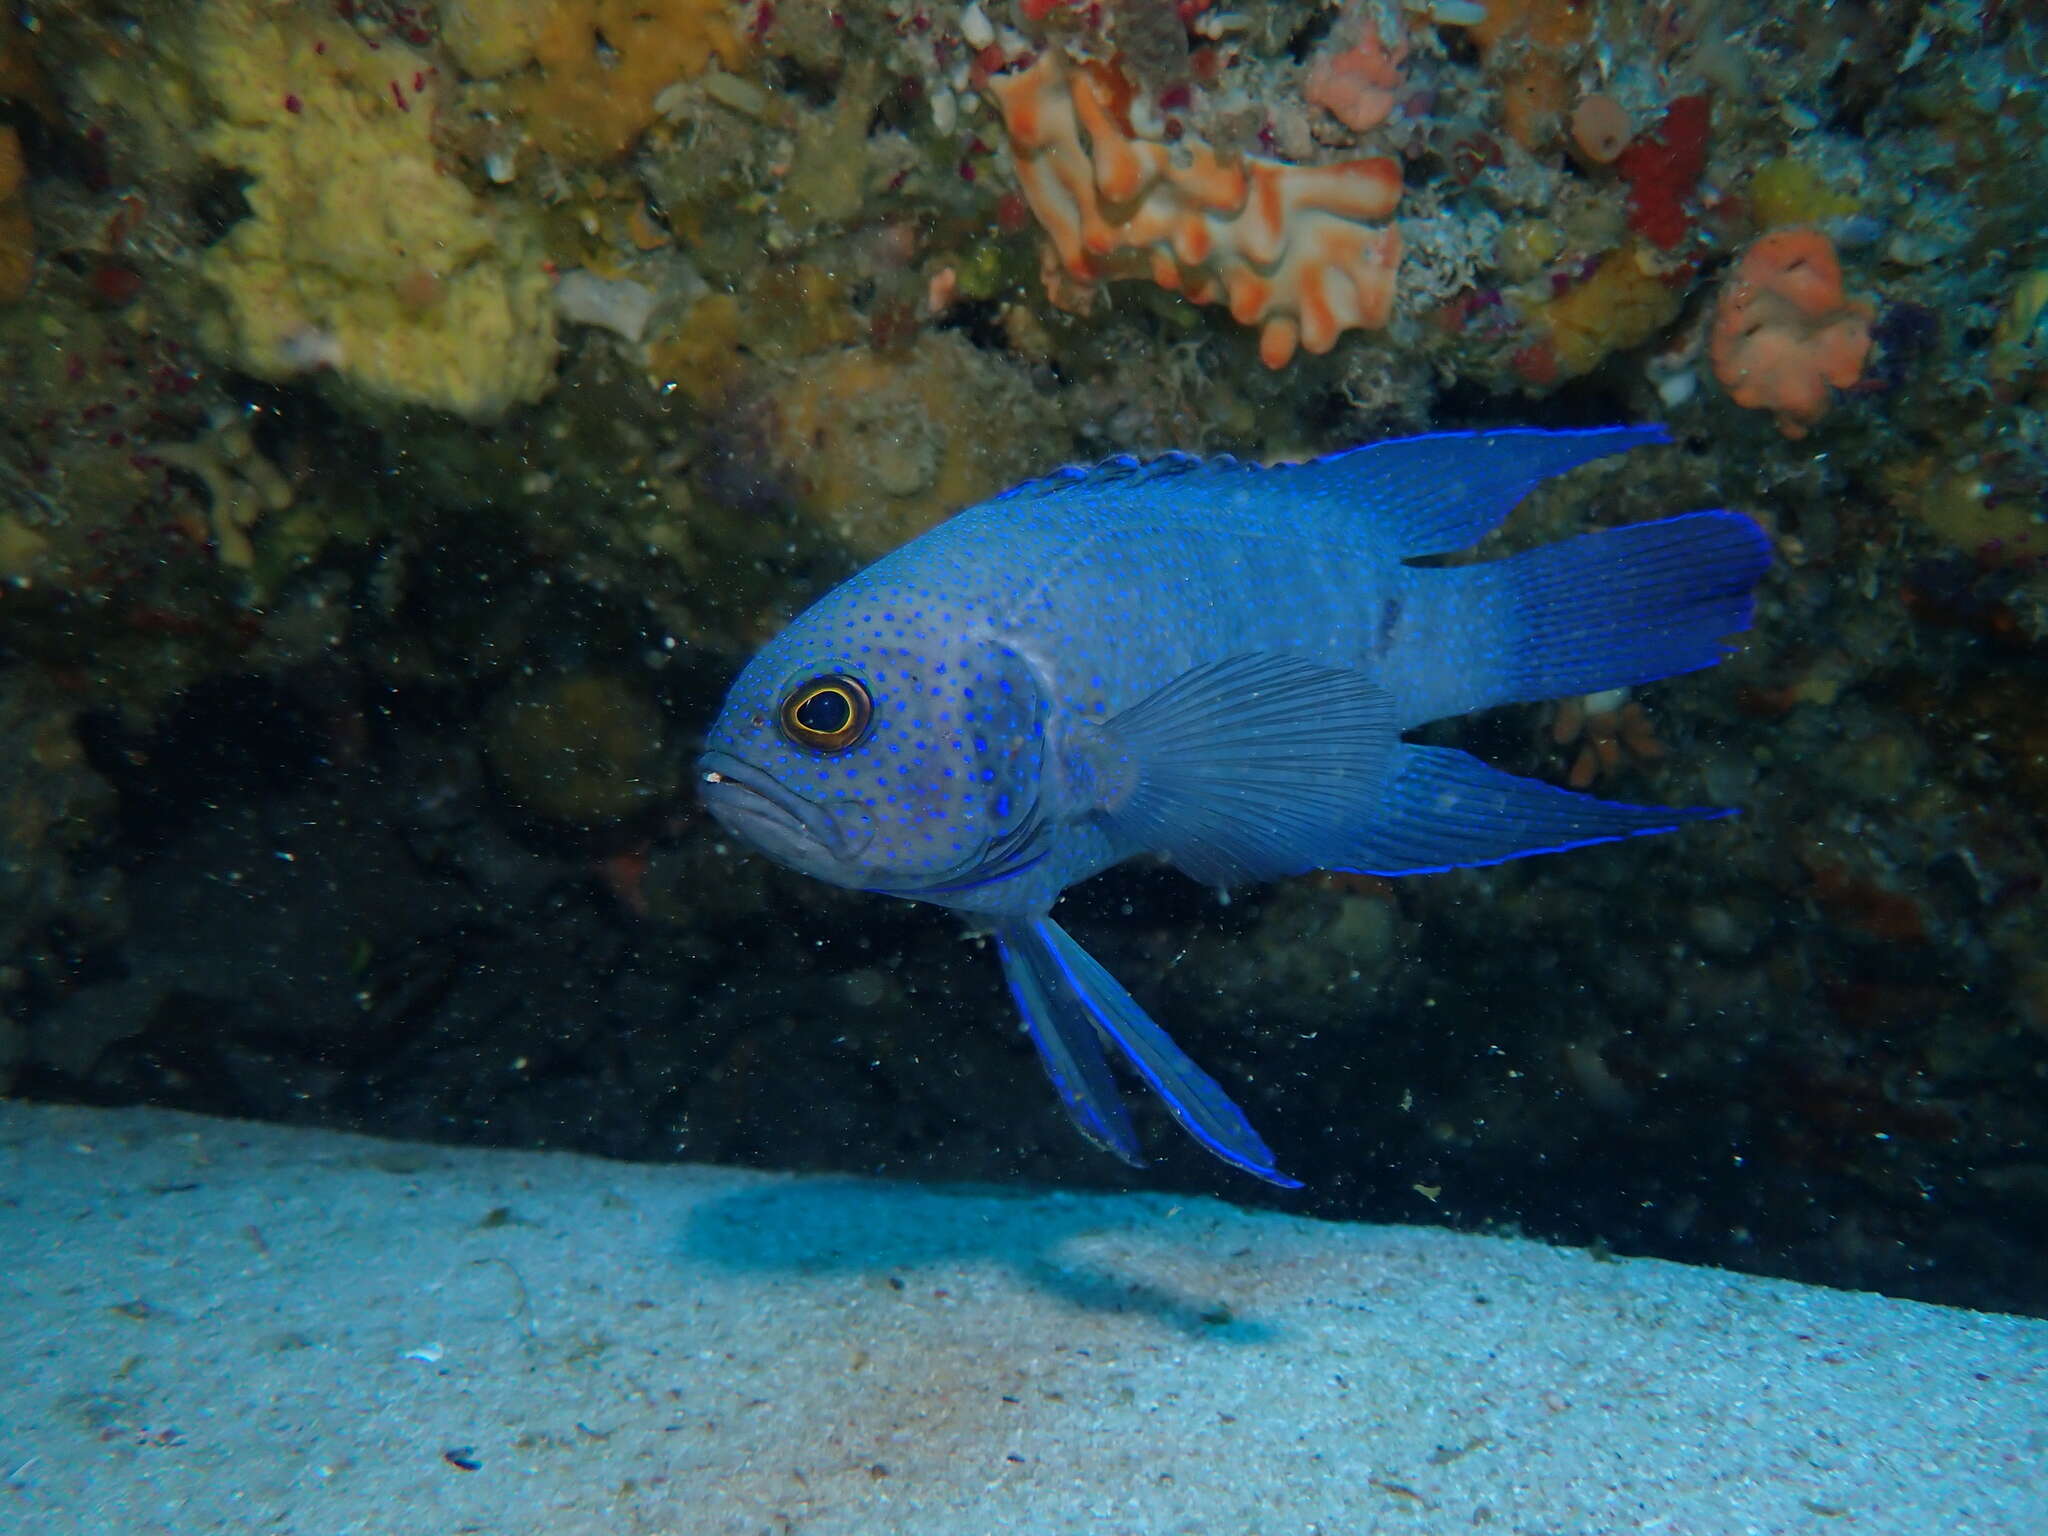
[795,687,851,735]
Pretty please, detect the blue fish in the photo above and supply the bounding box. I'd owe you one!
[699,426,1769,1187]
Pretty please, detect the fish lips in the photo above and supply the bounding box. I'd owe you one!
[697,751,874,884]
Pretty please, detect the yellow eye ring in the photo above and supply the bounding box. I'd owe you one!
[779,674,871,752]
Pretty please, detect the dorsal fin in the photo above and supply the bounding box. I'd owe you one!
[1259,426,1671,557]
[985,427,1669,557]
[990,451,1248,507]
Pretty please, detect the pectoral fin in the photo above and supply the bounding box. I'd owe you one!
[995,916,1301,1188]
[1083,651,1397,889]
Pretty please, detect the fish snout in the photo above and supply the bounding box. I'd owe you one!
[697,753,874,872]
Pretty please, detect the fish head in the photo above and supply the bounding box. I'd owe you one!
[699,612,1050,902]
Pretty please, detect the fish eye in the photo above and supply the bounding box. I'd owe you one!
[778,673,872,752]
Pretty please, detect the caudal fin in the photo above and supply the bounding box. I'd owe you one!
[1493,510,1770,704]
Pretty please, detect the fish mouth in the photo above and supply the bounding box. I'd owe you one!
[697,751,872,881]
[700,751,1050,902]
[699,751,837,850]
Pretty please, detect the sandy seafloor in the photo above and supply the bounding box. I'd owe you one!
[1,1102,2042,1536]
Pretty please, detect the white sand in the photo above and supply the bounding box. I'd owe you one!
[2,1101,2042,1535]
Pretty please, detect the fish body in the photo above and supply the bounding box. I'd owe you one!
[700,427,1770,1186]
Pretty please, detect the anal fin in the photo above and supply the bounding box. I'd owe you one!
[1337,743,1729,875]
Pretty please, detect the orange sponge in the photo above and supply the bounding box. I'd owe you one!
[1306,20,1407,133]
[448,0,749,164]
[992,51,1402,368]
[0,125,30,302]
[1709,228,1873,439]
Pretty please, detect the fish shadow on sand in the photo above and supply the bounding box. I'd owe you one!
[679,1177,1282,1343]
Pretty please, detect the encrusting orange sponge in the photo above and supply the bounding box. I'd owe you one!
[991,52,1403,369]
[1305,18,1407,133]
[443,0,749,164]
[1709,228,1873,439]
[0,124,32,303]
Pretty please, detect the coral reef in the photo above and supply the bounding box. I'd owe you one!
[1567,93,1632,166]
[152,410,297,569]
[1710,228,1873,439]
[1746,157,1859,232]
[762,331,1055,560]
[0,125,31,303]
[1615,95,1711,251]
[443,0,749,165]
[991,51,1403,369]
[1989,269,2048,390]
[1519,245,1685,384]
[1547,688,1667,791]
[1305,9,1407,134]
[1466,0,1594,153]
[193,0,559,421]
[0,24,48,305]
